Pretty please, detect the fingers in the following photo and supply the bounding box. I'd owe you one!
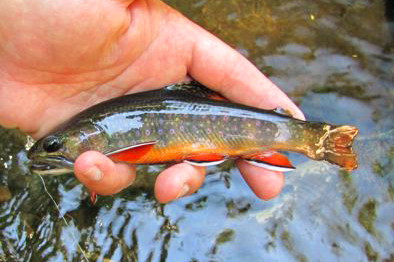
[185,21,304,120]
[74,152,206,202]
[74,151,136,195]
[154,163,205,203]
[236,160,285,200]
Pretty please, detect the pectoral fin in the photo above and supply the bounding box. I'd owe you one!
[242,151,295,172]
[106,141,156,162]
[184,154,227,166]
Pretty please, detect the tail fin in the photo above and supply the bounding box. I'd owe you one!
[321,125,358,171]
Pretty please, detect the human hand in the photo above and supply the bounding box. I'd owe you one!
[0,0,304,202]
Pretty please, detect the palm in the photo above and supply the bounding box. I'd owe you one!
[0,0,192,138]
[0,0,303,202]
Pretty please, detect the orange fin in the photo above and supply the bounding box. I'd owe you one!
[242,151,295,172]
[107,141,156,162]
[184,154,226,166]
[90,191,97,205]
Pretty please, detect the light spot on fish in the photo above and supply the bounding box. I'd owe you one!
[145,129,151,136]
[170,129,175,135]
[274,123,291,142]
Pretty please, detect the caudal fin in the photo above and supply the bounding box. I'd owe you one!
[321,125,358,171]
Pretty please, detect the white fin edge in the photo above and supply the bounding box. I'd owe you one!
[244,160,295,172]
[184,159,227,167]
[106,141,157,156]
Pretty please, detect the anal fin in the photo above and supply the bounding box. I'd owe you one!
[242,151,295,172]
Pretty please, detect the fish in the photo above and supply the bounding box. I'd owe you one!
[28,81,359,176]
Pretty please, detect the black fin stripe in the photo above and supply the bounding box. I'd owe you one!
[244,159,295,169]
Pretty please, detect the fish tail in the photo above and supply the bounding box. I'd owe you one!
[319,125,358,170]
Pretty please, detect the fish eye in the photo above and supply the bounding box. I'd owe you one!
[42,136,62,153]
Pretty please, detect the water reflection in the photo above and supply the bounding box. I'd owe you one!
[1,0,394,261]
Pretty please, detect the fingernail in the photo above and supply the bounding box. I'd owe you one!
[176,184,190,199]
[85,166,102,181]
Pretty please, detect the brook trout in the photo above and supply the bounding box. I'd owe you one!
[28,81,358,175]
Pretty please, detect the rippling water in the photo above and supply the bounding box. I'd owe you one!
[1,0,393,261]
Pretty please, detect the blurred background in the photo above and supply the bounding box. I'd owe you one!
[1,0,393,261]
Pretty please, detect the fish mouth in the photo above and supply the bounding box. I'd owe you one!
[29,156,74,176]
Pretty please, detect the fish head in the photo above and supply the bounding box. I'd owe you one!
[28,133,76,176]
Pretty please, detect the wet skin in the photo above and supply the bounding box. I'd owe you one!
[0,0,304,202]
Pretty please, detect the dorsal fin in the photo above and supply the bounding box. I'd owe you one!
[165,81,228,101]
[273,107,293,117]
